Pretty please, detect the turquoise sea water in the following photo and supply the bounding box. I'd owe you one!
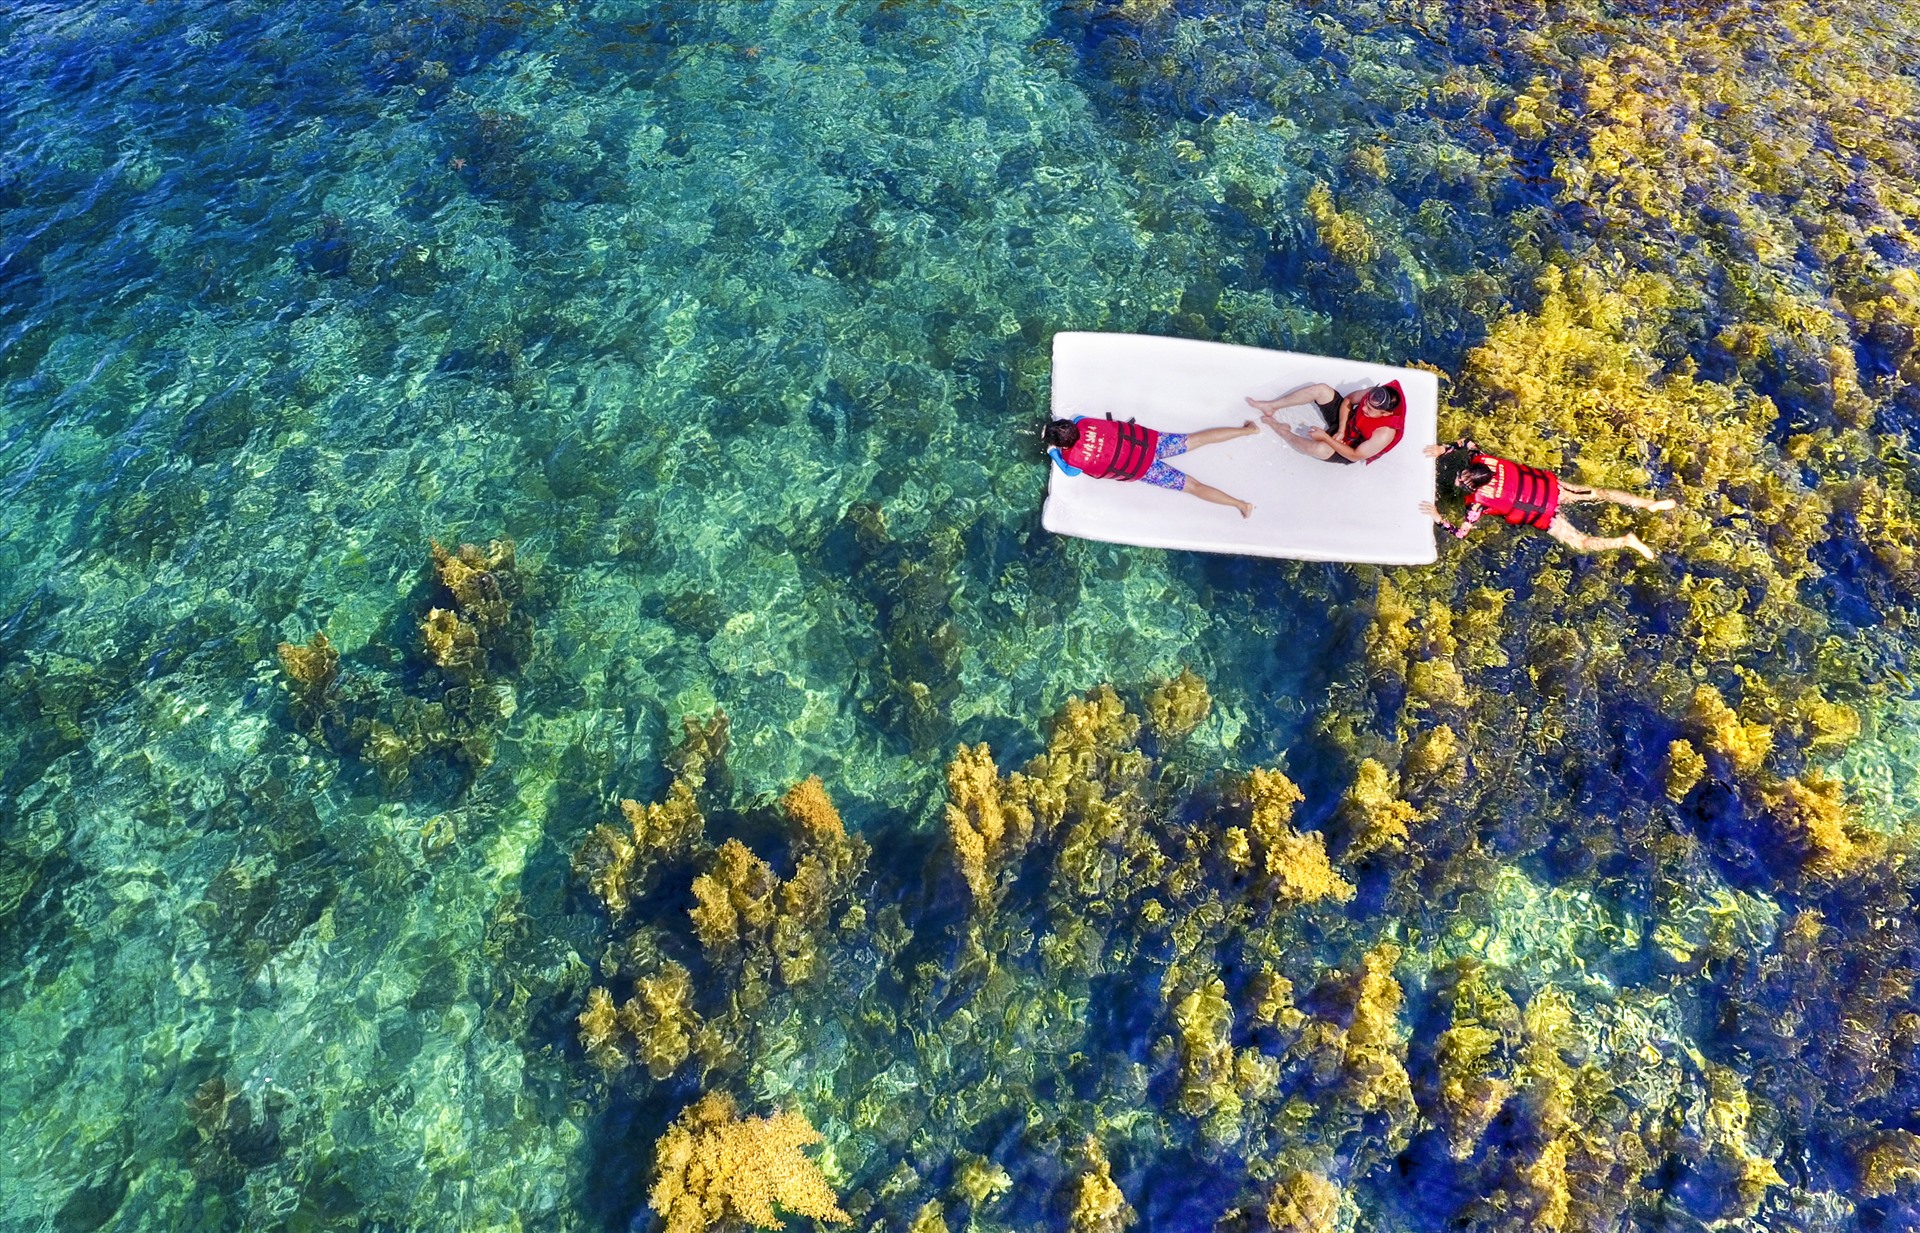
[6,1,1920,1231]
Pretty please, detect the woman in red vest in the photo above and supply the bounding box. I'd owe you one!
[1418,438,1676,560]
[1042,416,1260,518]
[1245,380,1406,465]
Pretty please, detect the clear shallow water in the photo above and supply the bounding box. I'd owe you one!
[4,1,1920,1231]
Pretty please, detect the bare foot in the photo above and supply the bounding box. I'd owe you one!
[1239,419,1258,433]
[1237,501,1254,519]
[1649,498,1677,512]
[1246,396,1285,414]
[1626,534,1654,561]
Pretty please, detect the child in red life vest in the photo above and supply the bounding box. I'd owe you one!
[1042,416,1260,518]
[1245,380,1406,465]
[1419,438,1677,560]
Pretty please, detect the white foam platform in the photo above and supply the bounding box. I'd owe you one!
[1041,332,1438,565]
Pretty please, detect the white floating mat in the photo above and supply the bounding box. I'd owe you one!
[1042,332,1439,566]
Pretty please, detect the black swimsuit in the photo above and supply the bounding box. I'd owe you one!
[1317,396,1355,465]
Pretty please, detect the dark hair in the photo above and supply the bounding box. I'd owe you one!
[1365,384,1402,413]
[1042,419,1080,449]
[1456,460,1495,490]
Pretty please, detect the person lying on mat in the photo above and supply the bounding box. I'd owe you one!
[1245,380,1405,465]
[1418,438,1676,561]
[1043,416,1259,518]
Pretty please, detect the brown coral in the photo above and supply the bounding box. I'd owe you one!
[421,607,481,674]
[276,631,338,694]
[648,1091,848,1233]
[690,839,777,954]
[430,538,522,649]
[619,961,701,1079]
[574,778,707,918]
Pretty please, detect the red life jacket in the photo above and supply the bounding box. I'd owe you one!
[1063,416,1159,480]
[1469,455,1560,529]
[1342,379,1406,464]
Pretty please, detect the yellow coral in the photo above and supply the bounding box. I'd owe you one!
[1457,587,1511,669]
[1246,768,1354,904]
[1067,1140,1133,1233]
[1366,575,1418,678]
[578,985,626,1073]
[1342,943,1412,1120]
[1402,724,1461,787]
[944,743,1035,906]
[1855,1129,1920,1199]
[1265,1170,1341,1233]
[1145,667,1211,742]
[1338,759,1415,858]
[1702,1063,1786,1216]
[907,1200,949,1233]
[781,775,845,851]
[1305,180,1380,266]
[1171,977,1236,1119]
[1687,685,1773,776]
[648,1092,848,1233]
[1249,968,1304,1032]
[1665,739,1707,802]
[952,1153,1012,1208]
[1794,688,1861,751]
[1763,769,1863,879]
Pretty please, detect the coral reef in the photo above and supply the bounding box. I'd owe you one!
[944,742,1037,908]
[648,1092,848,1233]
[1264,1170,1342,1233]
[1146,667,1212,743]
[1239,768,1353,904]
[428,538,532,669]
[1066,1139,1134,1233]
[1334,759,1415,858]
[272,538,539,791]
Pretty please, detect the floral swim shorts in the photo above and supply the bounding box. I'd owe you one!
[1139,432,1190,491]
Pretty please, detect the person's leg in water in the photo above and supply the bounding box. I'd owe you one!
[1141,458,1253,518]
[1545,513,1653,560]
[1559,482,1678,513]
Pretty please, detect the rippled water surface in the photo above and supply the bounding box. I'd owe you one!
[5,1,1920,1230]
